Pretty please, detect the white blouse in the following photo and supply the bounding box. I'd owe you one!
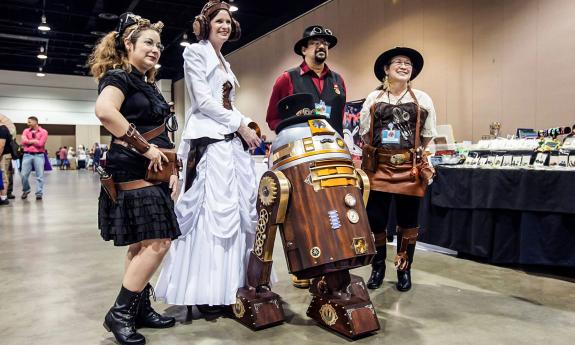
[359,88,438,139]
[181,40,252,141]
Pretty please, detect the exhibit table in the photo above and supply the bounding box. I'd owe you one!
[419,166,575,266]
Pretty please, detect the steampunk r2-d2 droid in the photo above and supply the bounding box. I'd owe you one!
[232,94,380,338]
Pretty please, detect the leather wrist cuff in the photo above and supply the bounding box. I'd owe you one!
[120,124,151,154]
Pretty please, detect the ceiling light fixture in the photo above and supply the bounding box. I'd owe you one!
[98,13,119,20]
[38,14,51,31]
[36,67,46,77]
[37,46,48,59]
[180,33,190,47]
[155,64,161,69]
[230,5,238,12]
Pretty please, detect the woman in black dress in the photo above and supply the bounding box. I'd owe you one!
[89,13,180,345]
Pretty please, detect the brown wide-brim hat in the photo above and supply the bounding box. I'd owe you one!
[293,25,338,56]
[374,47,424,82]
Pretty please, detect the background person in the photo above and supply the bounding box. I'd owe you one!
[20,116,48,200]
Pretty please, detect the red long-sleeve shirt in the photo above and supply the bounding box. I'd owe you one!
[21,126,48,153]
[265,61,347,131]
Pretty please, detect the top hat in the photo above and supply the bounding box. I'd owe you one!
[275,93,326,134]
[373,47,424,82]
[293,25,338,56]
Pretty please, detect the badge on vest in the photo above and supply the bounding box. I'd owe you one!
[382,123,401,144]
[334,84,341,95]
[315,100,332,118]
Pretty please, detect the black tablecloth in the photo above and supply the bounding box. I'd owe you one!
[419,166,575,266]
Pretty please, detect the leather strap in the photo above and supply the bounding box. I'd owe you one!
[142,124,166,141]
[116,179,159,191]
[373,232,388,246]
[407,87,421,170]
[120,124,151,154]
[394,226,419,271]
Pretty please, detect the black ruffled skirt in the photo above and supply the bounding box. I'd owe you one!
[98,144,181,246]
[98,183,181,246]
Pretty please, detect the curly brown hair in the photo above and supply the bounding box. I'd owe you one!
[88,21,163,83]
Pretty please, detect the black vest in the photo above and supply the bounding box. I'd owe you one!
[371,102,428,150]
[288,67,346,135]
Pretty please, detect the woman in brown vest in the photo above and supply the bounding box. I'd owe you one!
[359,47,437,292]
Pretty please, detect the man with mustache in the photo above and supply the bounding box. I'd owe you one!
[266,25,347,137]
[265,26,347,289]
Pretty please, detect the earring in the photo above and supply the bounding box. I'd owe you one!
[383,76,391,90]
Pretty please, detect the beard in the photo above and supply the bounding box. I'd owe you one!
[314,49,327,63]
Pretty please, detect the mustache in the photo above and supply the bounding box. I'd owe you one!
[315,48,326,54]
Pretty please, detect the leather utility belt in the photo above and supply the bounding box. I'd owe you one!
[100,123,179,201]
[362,144,415,172]
[100,173,160,204]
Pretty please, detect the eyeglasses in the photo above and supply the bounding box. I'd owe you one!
[390,59,412,67]
[308,39,330,47]
[142,39,164,52]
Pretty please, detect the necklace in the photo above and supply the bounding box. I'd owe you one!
[387,89,409,105]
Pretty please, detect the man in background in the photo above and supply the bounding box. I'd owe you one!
[20,116,48,200]
[0,124,12,205]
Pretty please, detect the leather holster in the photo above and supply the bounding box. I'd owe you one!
[144,148,179,183]
[100,175,118,203]
[361,144,378,173]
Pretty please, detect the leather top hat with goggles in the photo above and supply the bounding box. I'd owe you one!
[275,93,326,134]
[192,0,241,42]
[115,12,164,50]
[293,25,338,56]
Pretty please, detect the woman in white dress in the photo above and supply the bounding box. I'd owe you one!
[155,0,261,315]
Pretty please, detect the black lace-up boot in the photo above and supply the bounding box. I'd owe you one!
[136,284,176,329]
[103,286,145,345]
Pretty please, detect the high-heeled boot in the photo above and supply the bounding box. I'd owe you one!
[367,245,386,289]
[136,283,176,329]
[103,286,145,345]
[394,227,418,292]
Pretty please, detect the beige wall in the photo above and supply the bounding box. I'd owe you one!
[45,136,75,157]
[222,0,575,142]
[75,125,101,150]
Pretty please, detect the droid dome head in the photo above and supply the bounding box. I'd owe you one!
[271,93,351,170]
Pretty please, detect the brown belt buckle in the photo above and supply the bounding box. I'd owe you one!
[390,154,406,165]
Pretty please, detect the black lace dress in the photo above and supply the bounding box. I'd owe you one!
[97,67,181,246]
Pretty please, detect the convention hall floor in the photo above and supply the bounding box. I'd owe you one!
[1,170,574,345]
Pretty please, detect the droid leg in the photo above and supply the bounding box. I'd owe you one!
[307,270,380,338]
[233,171,290,330]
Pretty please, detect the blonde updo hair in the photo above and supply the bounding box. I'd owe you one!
[89,18,164,83]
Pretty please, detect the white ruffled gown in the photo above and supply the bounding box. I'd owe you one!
[155,137,258,306]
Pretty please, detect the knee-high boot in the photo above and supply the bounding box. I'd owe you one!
[103,286,146,345]
[136,283,176,329]
[367,232,387,289]
[394,226,419,292]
